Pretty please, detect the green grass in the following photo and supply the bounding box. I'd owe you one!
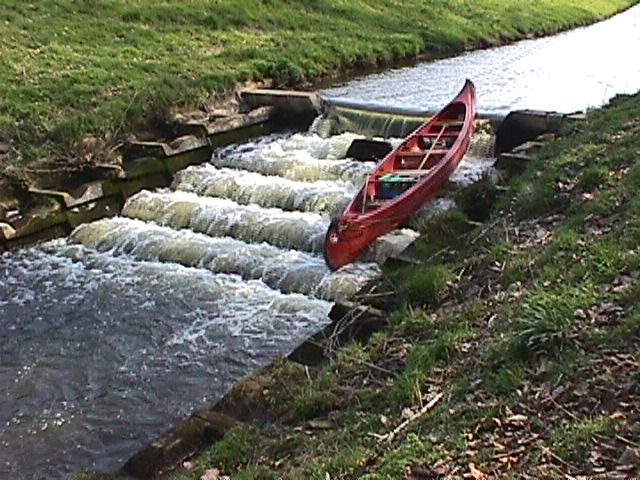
[0,0,636,167]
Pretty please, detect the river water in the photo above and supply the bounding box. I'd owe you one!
[322,4,640,115]
[2,5,640,479]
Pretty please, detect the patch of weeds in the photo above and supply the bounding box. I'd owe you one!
[576,165,609,192]
[535,228,583,283]
[581,189,620,217]
[331,341,375,381]
[411,210,474,260]
[363,433,435,479]
[400,263,454,306]
[550,415,617,463]
[455,173,500,221]
[515,180,566,219]
[619,282,640,309]
[487,240,514,265]
[312,441,375,479]
[389,369,428,406]
[409,334,457,369]
[569,239,624,284]
[484,364,525,395]
[232,465,279,480]
[544,349,584,383]
[218,359,308,417]
[624,161,640,191]
[510,290,579,359]
[502,254,534,286]
[389,327,464,405]
[391,306,436,338]
[607,312,640,346]
[198,425,260,473]
[291,386,339,421]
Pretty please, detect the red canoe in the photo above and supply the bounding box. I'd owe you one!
[324,79,477,270]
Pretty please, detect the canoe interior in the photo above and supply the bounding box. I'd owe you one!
[353,102,466,213]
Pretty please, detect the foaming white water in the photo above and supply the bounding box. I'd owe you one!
[451,155,496,186]
[123,190,329,253]
[212,132,375,183]
[71,218,380,302]
[172,165,355,216]
[1,240,332,478]
[450,131,497,186]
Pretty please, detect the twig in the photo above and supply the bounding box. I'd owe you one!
[616,434,640,449]
[356,358,394,376]
[326,305,373,354]
[542,446,576,470]
[470,218,501,245]
[545,394,581,422]
[374,392,444,442]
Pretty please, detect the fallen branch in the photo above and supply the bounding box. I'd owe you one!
[372,392,444,443]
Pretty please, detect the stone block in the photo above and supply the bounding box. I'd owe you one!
[240,90,321,115]
[122,156,170,179]
[121,412,238,479]
[65,196,124,229]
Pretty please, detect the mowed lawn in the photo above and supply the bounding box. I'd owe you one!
[0,0,636,161]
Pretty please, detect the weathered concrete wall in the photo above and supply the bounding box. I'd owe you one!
[494,109,585,155]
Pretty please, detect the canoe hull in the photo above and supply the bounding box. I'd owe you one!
[324,80,477,270]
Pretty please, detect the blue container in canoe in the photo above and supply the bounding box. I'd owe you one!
[378,174,416,199]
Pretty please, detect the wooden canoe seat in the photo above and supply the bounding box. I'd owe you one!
[398,150,424,158]
[399,149,448,157]
[432,120,464,127]
[421,132,460,137]
[393,169,432,177]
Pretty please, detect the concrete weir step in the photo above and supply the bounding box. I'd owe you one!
[240,89,322,116]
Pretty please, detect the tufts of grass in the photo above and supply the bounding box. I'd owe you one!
[455,174,500,221]
[202,425,260,472]
[400,263,454,307]
[291,384,339,422]
[411,209,475,260]
[576,164,610,192]
[484,364,526,395]
[510,290,579,359]
[550,415,618,463]
[363,433,435,479]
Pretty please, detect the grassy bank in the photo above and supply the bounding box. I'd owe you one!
[168,91,640,478]
[0,0,636,169]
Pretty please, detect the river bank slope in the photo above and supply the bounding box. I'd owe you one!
[167,89,640,479]
[0,0,637,212]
